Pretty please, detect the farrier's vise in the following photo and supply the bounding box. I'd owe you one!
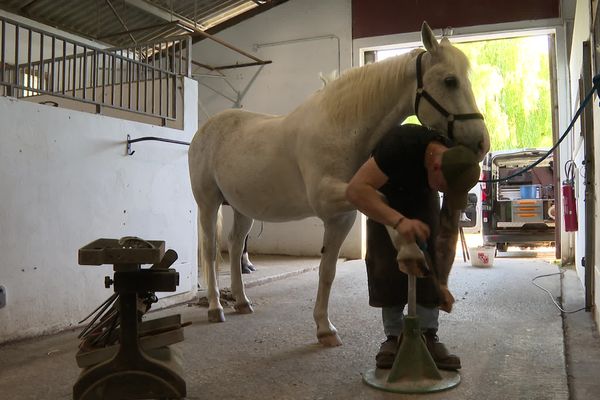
[73,237,187,400]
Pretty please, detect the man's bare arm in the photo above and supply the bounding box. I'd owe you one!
[434,199,460,311]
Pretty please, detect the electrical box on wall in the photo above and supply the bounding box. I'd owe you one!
[0,285,6,308]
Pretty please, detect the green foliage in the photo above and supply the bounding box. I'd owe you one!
[455,37,553,151]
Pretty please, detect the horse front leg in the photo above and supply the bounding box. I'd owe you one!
[378,190,430,277]
[315,176,358,215]
[314,211,356,347]
[385,227,430,277]
[228,210,254,314]
[434,200,460,312]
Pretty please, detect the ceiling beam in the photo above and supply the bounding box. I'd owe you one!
[97,20,183,40]
[123,0,268,64]
[20,0,41,13]
[123,0,193,26]
[105,0,137,44]
[202,0,289,39]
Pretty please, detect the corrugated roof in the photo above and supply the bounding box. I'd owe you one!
[0,0,287,48]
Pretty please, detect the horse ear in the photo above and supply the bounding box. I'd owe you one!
[421,21,439,53]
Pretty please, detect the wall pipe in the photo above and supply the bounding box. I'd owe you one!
[126,134,190,155]
[253,34,341,76]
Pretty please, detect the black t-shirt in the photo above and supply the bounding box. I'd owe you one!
[372,124,452,216]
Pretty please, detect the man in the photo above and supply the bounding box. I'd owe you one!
[345,123,480,370]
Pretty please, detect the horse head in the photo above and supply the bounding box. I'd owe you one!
[416,22,490,160]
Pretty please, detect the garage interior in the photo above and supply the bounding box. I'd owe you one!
[1,0,600,399]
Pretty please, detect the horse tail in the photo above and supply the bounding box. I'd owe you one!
[215,207,223,275]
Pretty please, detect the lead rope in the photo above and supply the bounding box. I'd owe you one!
[482,75,600,183]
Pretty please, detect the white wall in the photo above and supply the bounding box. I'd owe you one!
[567,0,587,279]
[192,0,360,258]
[0,75,198,342]
[569,0,600,324]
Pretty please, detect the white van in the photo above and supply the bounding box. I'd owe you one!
[481,149,556,251]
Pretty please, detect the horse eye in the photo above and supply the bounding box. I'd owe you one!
[444,76,458,89]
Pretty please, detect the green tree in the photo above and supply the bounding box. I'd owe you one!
[456,36,552,151]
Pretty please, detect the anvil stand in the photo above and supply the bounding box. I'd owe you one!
[363,274,461,393]
[73,238,187,400]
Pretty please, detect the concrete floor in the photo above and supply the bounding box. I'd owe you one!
[1,246,599,399]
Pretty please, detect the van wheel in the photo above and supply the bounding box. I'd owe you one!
[496,243,509,252]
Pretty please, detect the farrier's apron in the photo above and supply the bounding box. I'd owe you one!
[365,189,442,308]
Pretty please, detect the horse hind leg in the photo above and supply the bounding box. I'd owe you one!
[228,210,254,314]
[199,200,227,323]
[314,211,357,347]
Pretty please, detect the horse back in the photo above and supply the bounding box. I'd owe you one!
[189,109,314,221]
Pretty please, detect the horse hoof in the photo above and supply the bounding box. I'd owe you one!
[234,302,254,314]
[318,332,343,347]
[208,309,225,322]
[398,261,428,278]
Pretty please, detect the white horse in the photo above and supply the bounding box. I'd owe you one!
[188,22,490,347]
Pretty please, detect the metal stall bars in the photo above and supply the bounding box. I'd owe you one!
[0,15,191,126]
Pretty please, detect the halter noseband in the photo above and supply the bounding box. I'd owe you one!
[414,51,484,140]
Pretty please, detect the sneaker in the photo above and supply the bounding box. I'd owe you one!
[423,329,461,370]
[375,336,398,369]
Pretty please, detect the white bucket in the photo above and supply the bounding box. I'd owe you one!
[469,246,495,268]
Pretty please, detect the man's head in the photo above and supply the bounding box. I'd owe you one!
[440,145,481,210]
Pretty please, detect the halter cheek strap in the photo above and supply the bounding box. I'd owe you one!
[414,51,484,140]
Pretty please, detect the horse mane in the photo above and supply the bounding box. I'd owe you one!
[319,48,423,127]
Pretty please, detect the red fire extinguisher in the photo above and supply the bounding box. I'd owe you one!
[562,161,578,232]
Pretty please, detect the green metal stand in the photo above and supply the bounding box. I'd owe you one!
[363,275,460,393]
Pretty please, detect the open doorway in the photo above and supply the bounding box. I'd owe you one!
[363,32,559,258]
[372,34,555,151]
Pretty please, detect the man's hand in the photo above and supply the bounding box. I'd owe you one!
[394,217,430,243]
[439,284,455,312]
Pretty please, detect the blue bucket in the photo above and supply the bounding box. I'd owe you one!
[520,185,540,199]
